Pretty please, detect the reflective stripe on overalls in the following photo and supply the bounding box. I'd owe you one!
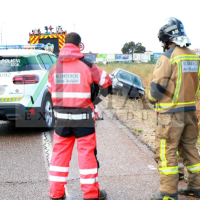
[187,163,200,173]
[159,139,179,175]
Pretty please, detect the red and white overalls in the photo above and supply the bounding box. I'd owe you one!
[48,43,112,199]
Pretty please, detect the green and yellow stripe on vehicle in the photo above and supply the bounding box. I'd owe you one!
[0,97,23,102]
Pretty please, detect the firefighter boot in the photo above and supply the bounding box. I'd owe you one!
[50,194,66,200]
[151,192,178,200]
[83,190,107,200]
[178,187,200,198]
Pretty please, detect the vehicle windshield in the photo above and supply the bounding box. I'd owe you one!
[117,70,143,87]
[0,56,41,72]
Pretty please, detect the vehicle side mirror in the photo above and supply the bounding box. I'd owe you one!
[143,86,145,89]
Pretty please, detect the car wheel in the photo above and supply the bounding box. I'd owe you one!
[40,96,54,129]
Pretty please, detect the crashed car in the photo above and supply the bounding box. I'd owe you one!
[110,68,145,98]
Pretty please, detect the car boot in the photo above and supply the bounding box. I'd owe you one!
[178,187,200,198]
[50,194,66,200]
[151,192,178,200]
[179,173,184,181]
[83,190,107,200]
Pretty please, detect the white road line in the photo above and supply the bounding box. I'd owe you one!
[42,131,53,169]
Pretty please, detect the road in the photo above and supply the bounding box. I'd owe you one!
[0,104,199,200]
[0,122,50,200]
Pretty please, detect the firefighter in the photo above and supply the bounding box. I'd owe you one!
[148,17,200,200]
[48,32,112,200]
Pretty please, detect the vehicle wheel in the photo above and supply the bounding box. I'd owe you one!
[39,95,54,130]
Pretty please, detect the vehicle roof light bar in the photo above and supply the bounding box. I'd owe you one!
[0,43,45,50]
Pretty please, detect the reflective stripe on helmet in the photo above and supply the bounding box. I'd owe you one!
[164,25,178,33]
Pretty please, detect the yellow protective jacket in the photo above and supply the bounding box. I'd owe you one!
[149,43,200,113]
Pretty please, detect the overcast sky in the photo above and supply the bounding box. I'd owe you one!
[0,0,199,54]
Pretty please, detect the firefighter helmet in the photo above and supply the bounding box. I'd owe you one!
[158,17,191,49]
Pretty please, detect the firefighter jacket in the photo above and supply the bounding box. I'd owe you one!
[48,43,112,127]
[148,43,200,113]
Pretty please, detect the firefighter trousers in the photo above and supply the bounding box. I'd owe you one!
[155,111,200,194]
[49,127,100,199]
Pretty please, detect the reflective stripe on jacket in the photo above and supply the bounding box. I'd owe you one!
[149,43,200,113]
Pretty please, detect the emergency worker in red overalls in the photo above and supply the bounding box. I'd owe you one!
[48,32,112,200]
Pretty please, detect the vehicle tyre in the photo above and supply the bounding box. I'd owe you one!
[39,95,55,130]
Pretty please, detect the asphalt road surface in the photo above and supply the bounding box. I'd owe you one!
[0,121,50,200]
[0,104,199,200]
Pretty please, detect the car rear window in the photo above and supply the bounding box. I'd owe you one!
[0,56,40,72]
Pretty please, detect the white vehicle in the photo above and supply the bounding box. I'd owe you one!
[0,45,57,128]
